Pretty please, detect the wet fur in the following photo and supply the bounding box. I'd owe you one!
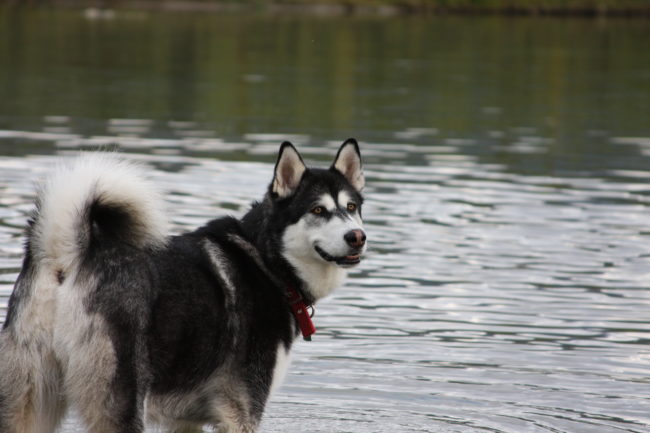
[0,141,365,433]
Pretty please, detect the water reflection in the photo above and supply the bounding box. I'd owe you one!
[2,10,650,173]
[1,8,650,433]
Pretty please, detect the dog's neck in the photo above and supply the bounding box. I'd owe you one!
[240,201,317,302]
[241,199,347,305]
[280,251,346,301]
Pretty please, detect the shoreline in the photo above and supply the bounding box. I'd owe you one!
[3,0,650,17]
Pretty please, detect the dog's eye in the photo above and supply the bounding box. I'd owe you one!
[347,203,357,212]
[311,206,325,215]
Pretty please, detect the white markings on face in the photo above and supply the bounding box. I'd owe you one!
[281,190,366,300]
[337,190,362,224]
[282,219,346,300]
[337,190,352,209]
[317,193,336,213]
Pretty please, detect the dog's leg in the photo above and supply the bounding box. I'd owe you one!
[211,399,259,433]
[166,422,205,433]
[62,318,146,433]
[214,420,258,433]
[68,349,146,433]
[33,351,67,433]
[0,332,36,433]
[0,333,67,433]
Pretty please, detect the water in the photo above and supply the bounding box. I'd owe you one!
[1,7,650,433]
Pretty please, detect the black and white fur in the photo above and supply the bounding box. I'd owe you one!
[0,139,366,433]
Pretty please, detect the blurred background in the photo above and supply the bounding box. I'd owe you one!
[1,2,650,432]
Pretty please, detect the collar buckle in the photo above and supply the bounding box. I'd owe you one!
[287,286,316,341]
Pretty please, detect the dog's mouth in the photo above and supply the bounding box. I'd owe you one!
[314,245,362,267]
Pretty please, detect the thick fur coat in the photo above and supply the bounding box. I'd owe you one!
[0,140,366,433]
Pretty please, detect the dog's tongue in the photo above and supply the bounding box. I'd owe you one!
[346,254,359,260]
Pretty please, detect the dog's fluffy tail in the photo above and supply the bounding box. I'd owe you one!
[29,154,168,277]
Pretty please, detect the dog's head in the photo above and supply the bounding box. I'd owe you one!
[269,138,366,300]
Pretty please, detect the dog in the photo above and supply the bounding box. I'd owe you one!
[0,139,366,433]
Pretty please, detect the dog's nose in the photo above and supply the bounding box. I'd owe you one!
[344,229,366,248]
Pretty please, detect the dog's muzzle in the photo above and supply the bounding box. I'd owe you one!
[344,229,366,249]
[315,229,366,267]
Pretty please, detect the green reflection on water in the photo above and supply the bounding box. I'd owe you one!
[0,8,649,173]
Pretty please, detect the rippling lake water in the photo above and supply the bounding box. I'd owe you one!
[1,7,650,433]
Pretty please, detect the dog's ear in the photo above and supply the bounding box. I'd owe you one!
[332,138,364,191]
[272,141,307,198]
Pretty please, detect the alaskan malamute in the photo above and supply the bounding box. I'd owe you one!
[0,139,366,433]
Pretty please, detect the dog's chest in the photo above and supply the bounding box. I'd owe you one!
[270,343,292,394]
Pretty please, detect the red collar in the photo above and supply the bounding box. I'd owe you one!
[287,286,316,341]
